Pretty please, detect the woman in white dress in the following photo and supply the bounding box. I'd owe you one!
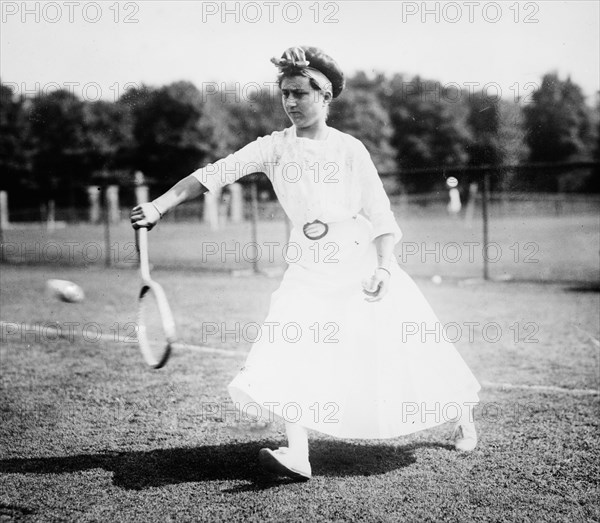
[131,46,480,481]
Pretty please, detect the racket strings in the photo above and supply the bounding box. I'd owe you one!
[138,286,172,368]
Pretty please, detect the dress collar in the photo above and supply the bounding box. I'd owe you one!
[291,125,331,142]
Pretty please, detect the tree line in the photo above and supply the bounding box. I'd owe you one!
[1,71,598,209]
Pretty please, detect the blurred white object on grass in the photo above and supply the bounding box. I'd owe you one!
[46,279,85,303]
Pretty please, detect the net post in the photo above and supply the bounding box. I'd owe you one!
[250,177,259,274]
[0,191,6,262]
[481,171,490,281]
[103,185,112,268]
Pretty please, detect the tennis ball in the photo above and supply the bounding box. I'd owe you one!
[46,279,85,303]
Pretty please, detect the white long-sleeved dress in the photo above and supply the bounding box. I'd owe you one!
[192,126,481,439]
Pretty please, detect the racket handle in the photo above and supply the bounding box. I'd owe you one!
[137,227,151,281]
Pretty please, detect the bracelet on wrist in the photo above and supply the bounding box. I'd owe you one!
[377,266,391,277]
[150,201,164,218]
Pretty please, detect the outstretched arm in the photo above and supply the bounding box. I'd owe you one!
[130,175,207,229]
[131,133,271,229]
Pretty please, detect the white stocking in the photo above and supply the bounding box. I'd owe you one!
[457,403,476,425]
[285,422,309,460]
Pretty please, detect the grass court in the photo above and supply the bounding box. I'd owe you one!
[0,211,598,521]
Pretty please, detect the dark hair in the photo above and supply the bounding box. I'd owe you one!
[274,46,345,98]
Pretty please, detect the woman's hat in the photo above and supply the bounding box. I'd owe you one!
[271,46,345,98]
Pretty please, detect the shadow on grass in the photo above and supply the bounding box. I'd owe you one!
[0,503,35,518]
[0,440,449,490]
[565,284,600,293]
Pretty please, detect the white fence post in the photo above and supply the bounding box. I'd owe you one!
[203,187,221,230]
[106,185,120,224]
[229,183,243,223]
[87,186,101,224]
[0,191,9,229]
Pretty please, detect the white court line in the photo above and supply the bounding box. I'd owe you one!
[171,342,245,358]
[572,324,600,348]
[0,321,247,358]
[480,381,598,396]
[2,321,598,395]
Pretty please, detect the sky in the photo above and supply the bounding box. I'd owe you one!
[1,0,599,104]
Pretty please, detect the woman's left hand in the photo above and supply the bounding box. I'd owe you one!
[362,268,391,302]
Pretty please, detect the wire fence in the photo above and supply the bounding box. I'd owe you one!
[1,164,598,285]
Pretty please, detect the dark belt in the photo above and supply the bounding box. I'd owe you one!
[303,219,329,240]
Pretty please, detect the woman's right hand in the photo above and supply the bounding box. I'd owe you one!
[130,202,162,230]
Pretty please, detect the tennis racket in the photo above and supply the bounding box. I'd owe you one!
[136,226,177,369]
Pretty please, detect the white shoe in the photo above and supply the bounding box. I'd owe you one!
[259,447,312,480]
[453,420,478,452]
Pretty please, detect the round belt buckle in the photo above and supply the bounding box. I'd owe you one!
[303,219,329,240]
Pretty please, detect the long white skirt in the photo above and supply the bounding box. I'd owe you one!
[228,215,481,439]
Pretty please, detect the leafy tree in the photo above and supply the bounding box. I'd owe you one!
[464,93,533,192]
[329,77,397,176]
[496,100,530,166]
[382,75,472,192]
[220,84,288,152]
[466,91,502,166]
[593,99,600,191]
[0,83,32,197]
[211,86,288,196]
[595,96,600,161]
[494,99,531,191]
[119,81,220,191]
[28,89,88,206]
[523,73,592,163]
[595,102,600,162]
[197,93,236,161]
[82,99,133,176]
